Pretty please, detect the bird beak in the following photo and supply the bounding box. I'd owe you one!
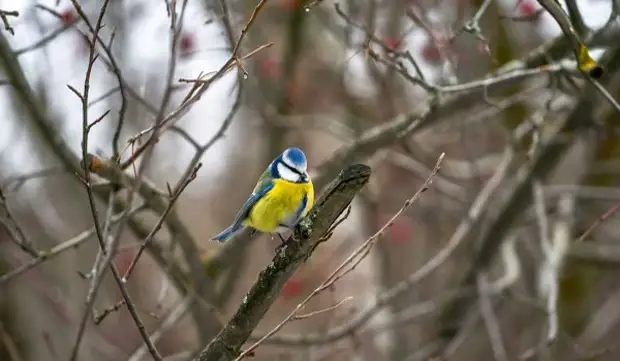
[301,173,309,182]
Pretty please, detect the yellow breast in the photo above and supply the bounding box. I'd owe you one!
[244,179,314,233]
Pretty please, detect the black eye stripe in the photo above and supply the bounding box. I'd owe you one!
[280,160,302,176]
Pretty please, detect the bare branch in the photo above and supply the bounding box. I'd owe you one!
[0,203,146,285]
[0,9,18,35]
[0,189,38,256]
[434,46,620,356]
[122,163,202,282]
[535,0,602,78]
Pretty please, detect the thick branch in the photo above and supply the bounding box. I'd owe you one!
[194,164,372,361]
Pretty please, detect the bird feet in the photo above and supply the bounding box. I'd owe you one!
[273,233,288,253]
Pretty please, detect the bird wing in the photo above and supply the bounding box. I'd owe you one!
[280,190,311,229]
[229,170,274,229]
[292,194,309,225]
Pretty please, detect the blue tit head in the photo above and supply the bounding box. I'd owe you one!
[271,147,310,183]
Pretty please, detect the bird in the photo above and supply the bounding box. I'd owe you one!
[211,147,314,243]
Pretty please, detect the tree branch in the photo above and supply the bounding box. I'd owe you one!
[193,164,372,361]
[0,9,18,35]
[536,0,602,77]
[434,46,620,355]
[0,27,221,343]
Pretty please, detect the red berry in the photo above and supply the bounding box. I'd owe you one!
[259,57,279,78]
[384,37,401,51]
[59,9,76,25]
[280,277,303,299]
[279,0,301,10]
[518,1,538,17]
[389,218,412,244]
[179,33,195,58]
[420,40,442,63]
[114,249,135,275]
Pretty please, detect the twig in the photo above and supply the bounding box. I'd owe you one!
[93,299,126,324]
[334,3,432,91]
[465,0,493,34]
[122,0,271,170]
[122,163,202,282]
[293,297,354,320]
[477,274,508,361]
[72,6,128,160]
[535,0,603,78]
[155,0,190,132]
[576,201,620,243]
[0,10,217,350]
[127,298,193,361]
[193,164,372,361]
[564,0,588,37]
[68,0,117,356]
[68,1,163,360]
[0,204,146,285]
[589,78,620,115]
[533,181,552,254]
[314,113,425,189]
[120,39,269,169]
[171,79,242,195]
[434,46,620,355]
[83,153,222,340]
[544,194,574,342]
[14,5,78,56]
[174,77,243,308]
[0,9,18,35]
[73,1,222,335]
[0,189,38,257]
[411,20,620,134]
[459,0,494,58]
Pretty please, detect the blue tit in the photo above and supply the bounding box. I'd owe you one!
[211,147,315,243]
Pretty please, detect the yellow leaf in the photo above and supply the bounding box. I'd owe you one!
[577,43,603,78]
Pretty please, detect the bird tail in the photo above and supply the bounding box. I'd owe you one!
[211,225,242,243]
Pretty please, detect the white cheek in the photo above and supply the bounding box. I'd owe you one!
[277,164,299,182]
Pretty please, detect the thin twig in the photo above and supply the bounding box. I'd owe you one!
[293,297,354,320]
[0,189,38,256]
[535,0,602,78]
[0,204,145,285]
[576,201,620,243]
[477,274,508,361]
[67,1,163,360]
[0,9,18,35]
[14,5,78,56]
[121,0,271,170]
[0,9,216,354]
[435,47,620,354]
[564,0,588,37]
[127,298,193,361]
[122,163,202,282]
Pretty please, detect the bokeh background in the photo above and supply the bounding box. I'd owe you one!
[1,0,620,360]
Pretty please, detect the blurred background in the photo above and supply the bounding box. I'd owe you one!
[1,0,620,360]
